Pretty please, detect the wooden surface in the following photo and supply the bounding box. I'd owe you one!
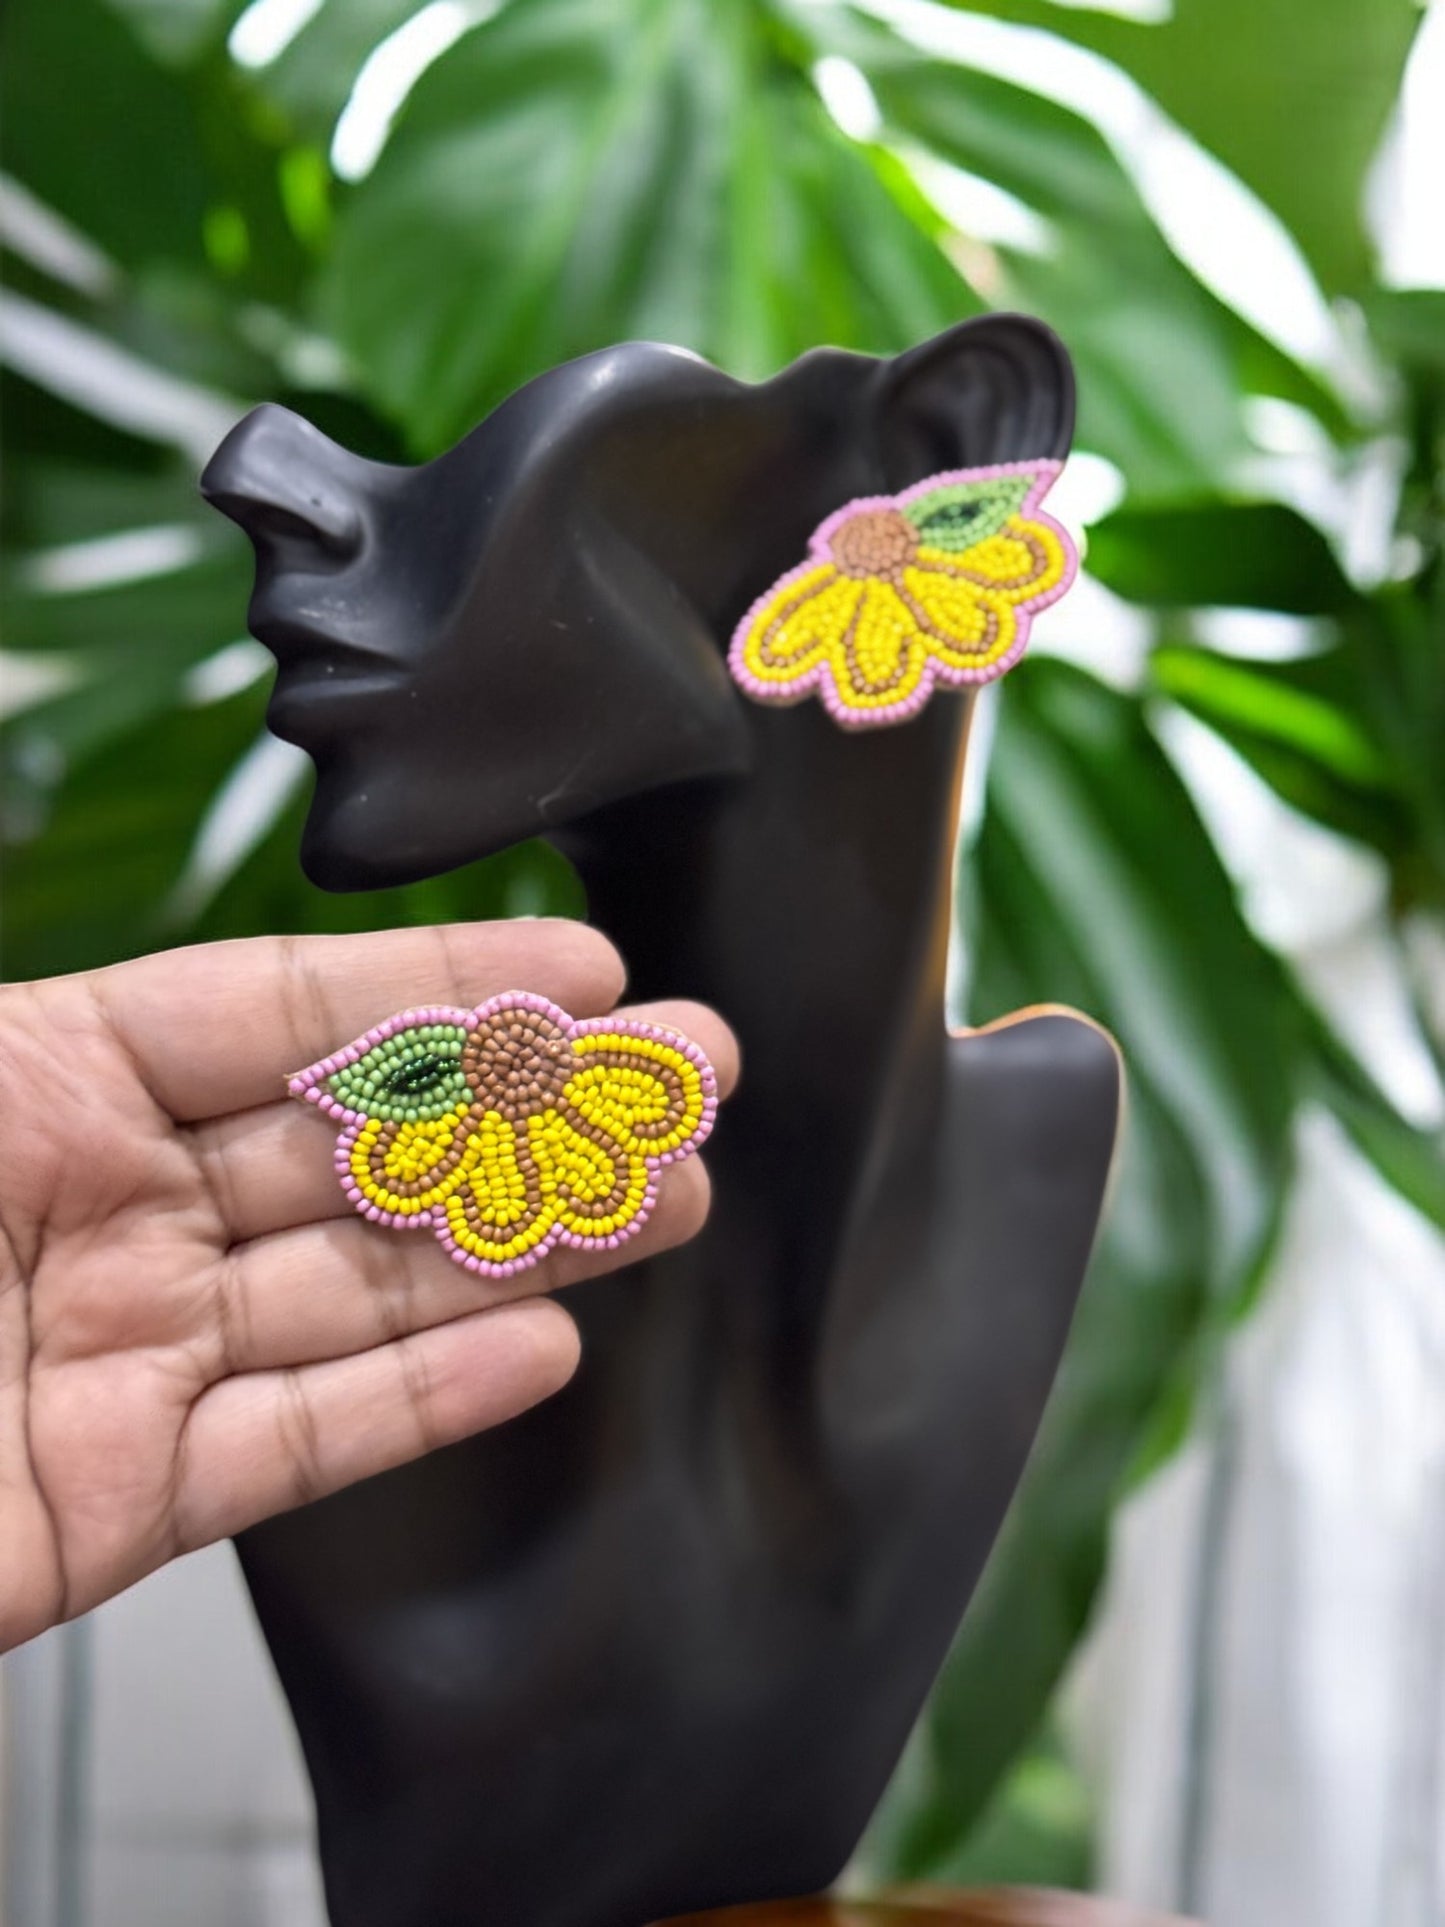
[660,1892,1198,1927]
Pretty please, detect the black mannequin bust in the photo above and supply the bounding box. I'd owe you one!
[201,313,1121,1927]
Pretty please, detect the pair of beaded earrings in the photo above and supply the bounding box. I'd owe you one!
[296,459,1075,1275]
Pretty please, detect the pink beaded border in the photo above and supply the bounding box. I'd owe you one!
[726,458,1077,731]
[288,990,720,1277]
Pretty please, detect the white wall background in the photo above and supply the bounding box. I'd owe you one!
[1069,1108,1445,1927]
[3,1549,325,1927]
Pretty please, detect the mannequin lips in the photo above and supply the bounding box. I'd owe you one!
[266,665,401,738]
[250,605,404,731]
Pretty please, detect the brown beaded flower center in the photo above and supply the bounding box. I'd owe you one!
[828,507,918,581]
[462,1009,570,1119]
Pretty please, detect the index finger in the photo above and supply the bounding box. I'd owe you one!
[90,920,628,1121]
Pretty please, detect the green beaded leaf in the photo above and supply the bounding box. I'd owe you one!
[327,1022,472,1122]
[904,474,1035,552]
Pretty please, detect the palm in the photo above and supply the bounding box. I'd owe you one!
[0,922,734,1652]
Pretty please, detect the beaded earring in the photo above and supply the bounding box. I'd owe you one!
[728,458,1076,729]
[290,992,717,1276]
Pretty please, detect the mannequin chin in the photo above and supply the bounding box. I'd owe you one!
[293,757,500,894]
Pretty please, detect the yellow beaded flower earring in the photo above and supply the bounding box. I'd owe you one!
[729,459,1076,728]
[290,992,718,1276]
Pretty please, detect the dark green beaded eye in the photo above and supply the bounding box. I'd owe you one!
[327,1023,471,1122]
[385,1052,450,1096]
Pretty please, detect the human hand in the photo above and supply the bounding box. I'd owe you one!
[0,922,737,1652]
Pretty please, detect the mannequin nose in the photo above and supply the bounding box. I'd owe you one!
[200,403,364,559]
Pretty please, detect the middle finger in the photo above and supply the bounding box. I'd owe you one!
[206,1153,713,1379]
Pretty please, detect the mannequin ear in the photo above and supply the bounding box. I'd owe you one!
[871,313,1075,488]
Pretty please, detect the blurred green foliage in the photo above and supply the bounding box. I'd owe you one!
[2,0,1442,1895]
